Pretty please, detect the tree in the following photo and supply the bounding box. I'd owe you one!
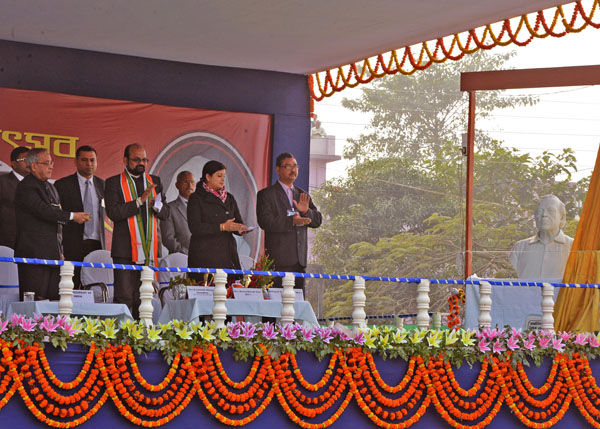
[312,50,590,318]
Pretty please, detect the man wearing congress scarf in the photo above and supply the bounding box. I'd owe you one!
[105,143,170,319]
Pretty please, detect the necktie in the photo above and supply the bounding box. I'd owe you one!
[44,182,57,204]
[83,179,94,237]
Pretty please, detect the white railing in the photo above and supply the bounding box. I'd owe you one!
[2,256,586,332]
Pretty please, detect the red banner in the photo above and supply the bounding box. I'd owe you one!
[0,87,271,260]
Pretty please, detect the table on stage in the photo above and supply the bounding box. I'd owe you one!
[8,302,134,321]
[158,298,319,325]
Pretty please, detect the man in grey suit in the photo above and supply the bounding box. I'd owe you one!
[161,171,195,255]
[55,145,106,288]
[257,152,322,293]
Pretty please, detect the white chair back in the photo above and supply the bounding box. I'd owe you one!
[81,249,114,303]
[0,246,19,315]
[158,252,188,286]
[158,253,188,306]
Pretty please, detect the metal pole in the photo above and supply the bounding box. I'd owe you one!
[464,91,475,279]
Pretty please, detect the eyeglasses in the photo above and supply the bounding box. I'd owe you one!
[281,164,299,171]
[36,160,54,166]
[129,157,150,164]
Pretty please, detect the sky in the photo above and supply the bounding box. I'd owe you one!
[314,11,600,183]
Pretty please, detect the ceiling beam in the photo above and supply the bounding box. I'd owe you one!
[461,64,600,91]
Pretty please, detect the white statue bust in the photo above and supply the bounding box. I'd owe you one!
[509,194,574,280]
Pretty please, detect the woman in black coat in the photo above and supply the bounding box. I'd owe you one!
[187,160,248,281]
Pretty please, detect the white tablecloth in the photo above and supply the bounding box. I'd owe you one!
[8,302,134,321]
[465,279,559,330]
[158,299,319,326]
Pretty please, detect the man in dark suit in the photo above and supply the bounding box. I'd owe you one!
[105,143,170,318]
[257,152,322,293]
[55,145,106,288]
[161,171,195,255]
[14,148,90,300]
[0,146,30,249]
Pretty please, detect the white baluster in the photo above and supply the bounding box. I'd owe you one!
[478,281,492,329]
[541,283,555,332]
[212,269,228,328]
[58,261,74,316]
[395,315,404,330]
[352,276,366,331]
[280,272,296,324]
[432,312,442,329]
[139,266,155,326]
[416,279,430,328]
[327,319,335,328]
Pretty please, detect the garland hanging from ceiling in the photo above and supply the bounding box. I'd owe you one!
[309,0,600,103]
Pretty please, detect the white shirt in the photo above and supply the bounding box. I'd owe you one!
[77,173,101,241]
[178,195,189,206]
[509,230,574,280]
[278,180,294,209]
[12,170,24,181]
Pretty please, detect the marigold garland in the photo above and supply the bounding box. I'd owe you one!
[6,337,600,427]
[310,0,600,102]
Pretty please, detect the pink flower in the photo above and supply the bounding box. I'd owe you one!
[574,333,588,346]
[40,315,59,332]
[559,332,572,342]
[552,338,565,352]
[261,322,278,340]
[279,324,297,341]
[478,339,490,353]
[511,328,522,339]
[526,332,536,342]
[507,336,520,351]
[523,338,535,351]
[0,319,8,335]
[20,318,37,332]
[538,336,551,348]
[227,323,242,339]
[353,331,365,346]
[10,314,24,327]
[62,321,78,337]
[56,315,70,329]
[492,340,506,354]
[241,322,256,339]
[588,335,600,348]
[300,326,314,343]
[316,327,334,344]
[33,313,44,323]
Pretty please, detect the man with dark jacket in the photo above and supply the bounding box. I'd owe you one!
[105,143,169,318]
[256,152,322,293]
[55,145,106,288]
[14,148,89,300]
[0,146,30,249]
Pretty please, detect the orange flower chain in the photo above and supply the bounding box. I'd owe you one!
[309,0,600,101]
[6,339,600,427]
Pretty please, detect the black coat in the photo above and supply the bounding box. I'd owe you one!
[105,173,169,261]
[55,173,106,261]
[0,171,19,248]
[14,174,70,259]
[187,187,243,270]
[256,182,322,268]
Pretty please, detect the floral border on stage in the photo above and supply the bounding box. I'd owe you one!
[3,315,600,427]
[309,0,600,104]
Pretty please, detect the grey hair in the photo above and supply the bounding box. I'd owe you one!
[25,148,48,168]
[537,194,567,229]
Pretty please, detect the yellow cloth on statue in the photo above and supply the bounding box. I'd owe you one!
[554,147,600,332]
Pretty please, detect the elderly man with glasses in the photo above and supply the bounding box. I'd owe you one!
[14,148,90,300]
[105,143,170,319]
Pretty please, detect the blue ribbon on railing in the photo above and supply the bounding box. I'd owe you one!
[2,256,599,289]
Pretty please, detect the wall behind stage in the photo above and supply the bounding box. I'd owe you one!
[0,87,271,259]
[0,39,311,190]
